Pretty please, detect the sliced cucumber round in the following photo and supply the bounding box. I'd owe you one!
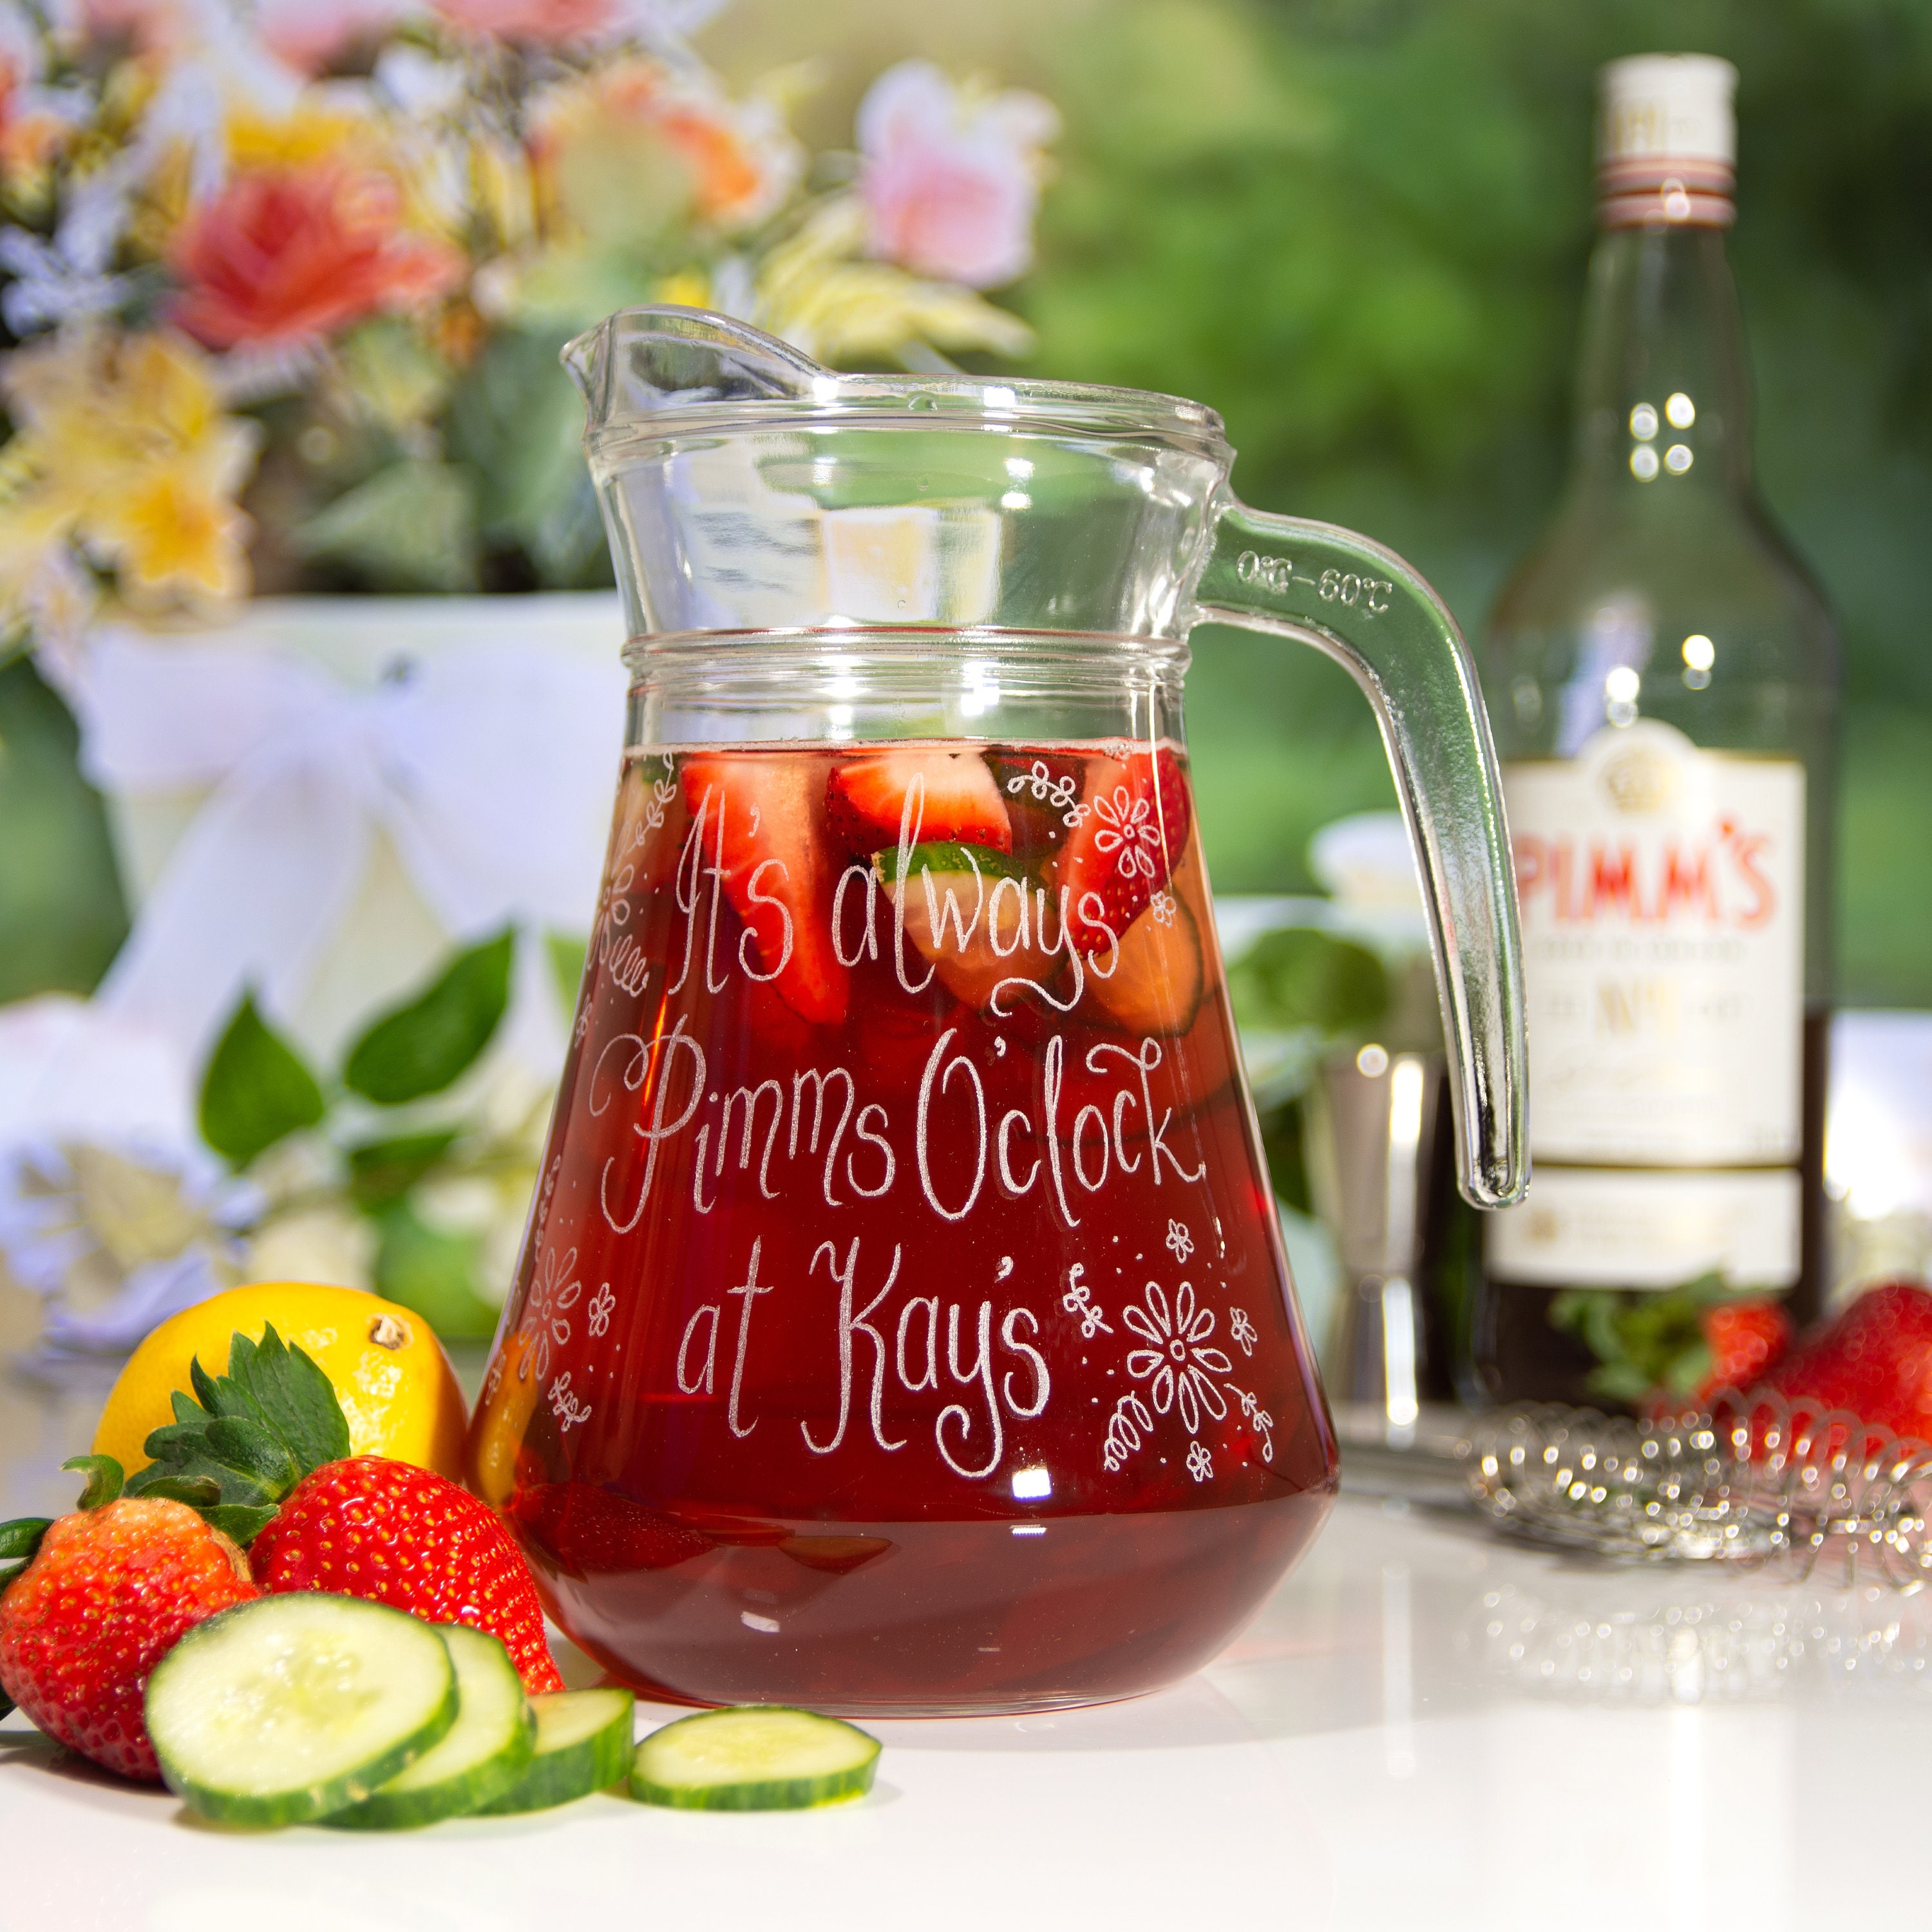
[479,1687,635,1814]
[146,1593,457,1827]
[327,1625,536,1831]
[629,1707,880,1812]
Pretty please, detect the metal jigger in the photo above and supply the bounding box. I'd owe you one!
[1304,1045,1445,1438]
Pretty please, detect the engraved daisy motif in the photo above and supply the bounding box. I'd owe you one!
[1090,784,1163,883]
[1229,1306,1258,1356]
[1186,1440,1214,1483]
[517,1242,581,1384]
[1164,1217,1193,1262]
[586,1281,615,1338]
[1148,889,1178,928]
[1122,1280,1233,1435]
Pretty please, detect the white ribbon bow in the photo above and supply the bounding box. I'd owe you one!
[66,626,628,1061]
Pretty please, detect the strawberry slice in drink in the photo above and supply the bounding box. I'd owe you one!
[1057,746,1191,952]
[826,748,1012,858]
[681,755,849,1026]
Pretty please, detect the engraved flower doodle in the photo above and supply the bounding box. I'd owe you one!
[1089,784,1163,882]
[1149,889,1178,929]
[1228,1306,1258,1356]
[586,1281,615,1339]
[1164,1217,1193,1262]
[516,1242,581,1385]
[1186,1441,1214,1483]
[1122,1280,1233,1435]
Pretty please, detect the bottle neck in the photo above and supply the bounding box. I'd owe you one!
[1569,220,1754,506]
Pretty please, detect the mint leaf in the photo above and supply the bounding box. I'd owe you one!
[200,991,326,1168]
[61,1454,124,1509]
[347,1129,460,1211]
[123,1323,351,1544]
[343,929,514,1105]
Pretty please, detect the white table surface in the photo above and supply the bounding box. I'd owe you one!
[6,1446,1931,1932]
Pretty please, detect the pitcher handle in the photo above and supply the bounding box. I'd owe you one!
[1191,497,1528,1208]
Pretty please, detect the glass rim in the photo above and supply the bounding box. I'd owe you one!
[621,625,1195,668]
[569,307,1229,461]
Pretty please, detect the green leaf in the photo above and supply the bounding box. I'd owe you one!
[0,1517,52,1564]
[343,929,514,1106]
[347,1128,462,1211]
[220,1326,353,1473]
[545,930,589,1014]
[61,1454,123,1510]
[198,991,327,1169]
[372,1202,501,1341]
[294,459,480,593]
[1227,926,1388,1036]
[205,1504,279,1546]
[123,1323,351,1542]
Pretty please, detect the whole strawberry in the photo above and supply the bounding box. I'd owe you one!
[1764,1279,1932,1441]
[249,1457,564,1693]
[0,1490,256,1782]
[1058,748,1191,949]
[1697,1298,1792,1403]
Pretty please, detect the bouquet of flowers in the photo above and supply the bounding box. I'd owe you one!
[0,0,1057,647]
[0,0,1057,1358]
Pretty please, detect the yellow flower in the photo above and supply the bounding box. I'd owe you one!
[0,326,261,617]
[754,198,1034,366]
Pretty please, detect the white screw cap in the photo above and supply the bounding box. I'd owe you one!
[1599,53,1736,167]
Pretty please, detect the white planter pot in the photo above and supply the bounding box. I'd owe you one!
[84,592,629,1075]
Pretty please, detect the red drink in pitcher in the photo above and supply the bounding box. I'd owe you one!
[468,737,1336,1713]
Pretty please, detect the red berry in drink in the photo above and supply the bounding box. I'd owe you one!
[826,748,1011,857]
[1057,748,1191,947]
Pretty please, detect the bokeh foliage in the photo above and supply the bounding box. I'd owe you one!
[989,0,1932,1002]
[5,0,1928,1006]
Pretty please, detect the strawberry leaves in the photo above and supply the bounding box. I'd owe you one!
[123,1325,352,1546]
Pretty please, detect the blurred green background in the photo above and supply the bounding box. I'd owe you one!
[3,0,1927,1007]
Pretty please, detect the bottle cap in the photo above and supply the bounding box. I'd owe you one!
[1596,53,1736,229]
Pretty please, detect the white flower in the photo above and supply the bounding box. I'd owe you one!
[1164,1217,1193,1262]
[1186,1440,1213,1483]
[1229,1306,1258,1356]
[1148,889,1178,929]
[516,1241,580,1383]
[547,1368,591,1431]
[587,1280,615,1338]
[1122,1280,1233,1435]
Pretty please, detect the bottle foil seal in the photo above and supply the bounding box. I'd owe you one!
[1597,53,1736,229]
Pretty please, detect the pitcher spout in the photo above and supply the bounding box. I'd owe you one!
[560,306,828,440]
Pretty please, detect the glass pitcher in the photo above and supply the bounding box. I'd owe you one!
[467,307,1526,1716]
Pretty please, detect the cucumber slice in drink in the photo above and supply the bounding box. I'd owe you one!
[145,1593,457,1827]
[479,1687,635,1814]
[629,1707,880,1812]
[327,1625,536,1830]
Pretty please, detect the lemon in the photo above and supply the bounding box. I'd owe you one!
[93,1282,469,1481]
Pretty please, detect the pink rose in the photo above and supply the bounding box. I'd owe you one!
[257,0,421,73]
[857,61,1057,290]
[432,0,625,41]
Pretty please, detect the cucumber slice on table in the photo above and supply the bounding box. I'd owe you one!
[630,1707,880,1812]
[145,1593,457,1827]
[327,1625,536,1830]
[480,1687,635,1814]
